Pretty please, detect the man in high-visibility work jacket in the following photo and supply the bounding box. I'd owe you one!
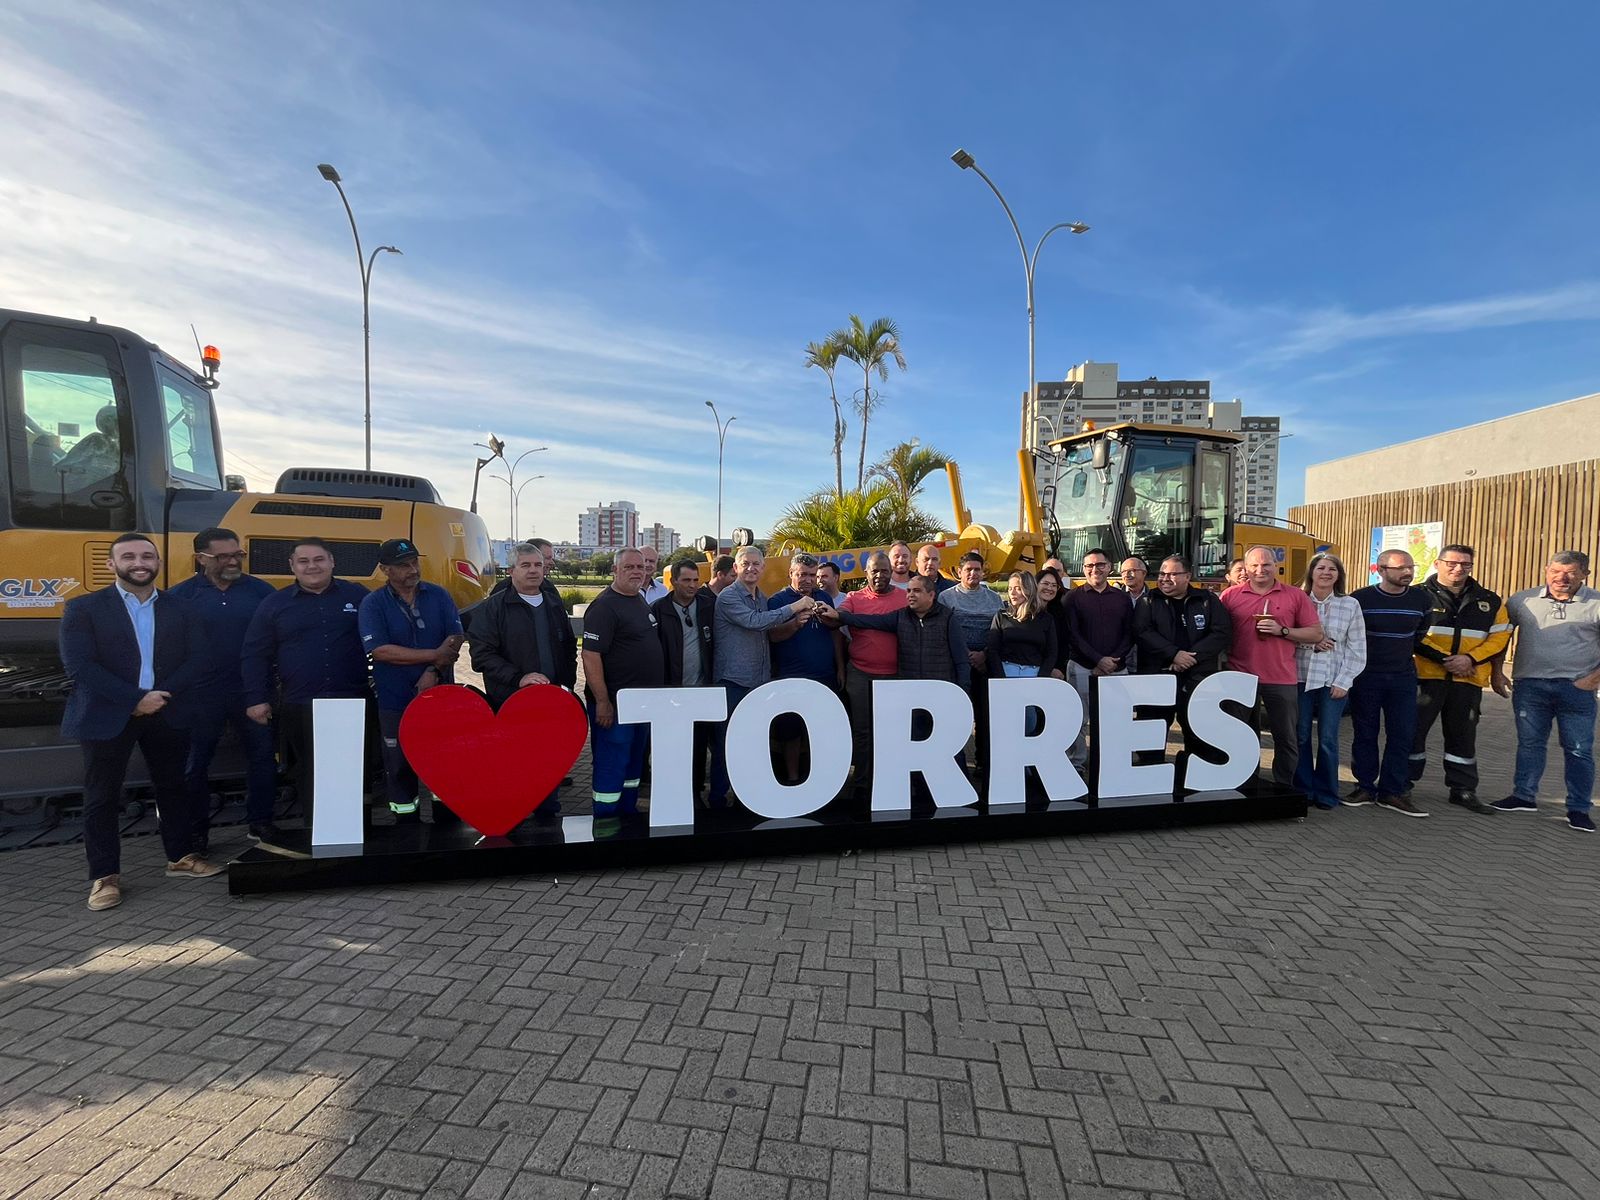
[1410,543,1511,814]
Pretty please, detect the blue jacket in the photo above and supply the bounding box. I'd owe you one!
[60,585,207,740]
[168,572,276,700]
[241,580,372,707]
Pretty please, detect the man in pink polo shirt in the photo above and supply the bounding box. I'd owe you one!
[1221,546,1324,787]
[838,552,908,799]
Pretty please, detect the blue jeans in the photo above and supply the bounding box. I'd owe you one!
[187,700,278,830]
[1295,685,1348,807]
[1349,672,1416,797]
[1512,677,1597,813]
[589,700,649,816]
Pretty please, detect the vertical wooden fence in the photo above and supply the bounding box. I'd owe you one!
[1289,459,1600,603]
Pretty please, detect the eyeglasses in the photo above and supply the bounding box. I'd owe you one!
[793,554,818,567]
[683,612,694,629]
[1084,562,1110,571]
[1437,560,1473,570]
[1157,571,1189,579]
[200,551,246,561]
[1549,599,1569,620]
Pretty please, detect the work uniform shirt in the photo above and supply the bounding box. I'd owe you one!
[168,572,276,700]
[583,588,664,703]
[241,579,371,707]
[1220,582,1318,686]
[359,582,464,712]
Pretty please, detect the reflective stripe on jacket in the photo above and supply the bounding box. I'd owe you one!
[1414,577,1511,687]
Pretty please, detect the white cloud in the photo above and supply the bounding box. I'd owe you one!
[0,10,834,547]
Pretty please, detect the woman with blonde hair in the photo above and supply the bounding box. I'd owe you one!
[986,571,1062,681]
[1296,552,1367,809]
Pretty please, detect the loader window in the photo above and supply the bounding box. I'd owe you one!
[158,368,222,488]
[1119,443,1194,567]
[1049,440,1122,570]
[3,326,135,530]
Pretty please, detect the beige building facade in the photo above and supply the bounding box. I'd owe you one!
[1304,392,1600,503]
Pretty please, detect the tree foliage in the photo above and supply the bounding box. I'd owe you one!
[804,337,848,497]
[835,315,907,490]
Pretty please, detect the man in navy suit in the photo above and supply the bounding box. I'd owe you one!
[60,533,223,911]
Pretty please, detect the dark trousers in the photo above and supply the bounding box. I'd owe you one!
[378,708,419,813]
[187,700,277,833]
[968,666,992,789]
[706,682,750,805]
[1252,683,1300,787]
[81,713,195,879]
[280,698,377,826]
[1350,671,1417,797]
[1410,678,1483,791]
[845,664,891,795]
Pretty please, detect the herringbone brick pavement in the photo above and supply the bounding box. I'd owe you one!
[0,700,1595,1199]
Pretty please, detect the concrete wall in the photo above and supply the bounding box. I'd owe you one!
[1304,392,1600,503]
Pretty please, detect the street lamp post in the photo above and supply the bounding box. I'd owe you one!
[950,148,1088,525]
[1241,432,1292,520]
[480,444,548,540]
[489,472,547,542]
[704,401,736,550]
[318,163,401,472]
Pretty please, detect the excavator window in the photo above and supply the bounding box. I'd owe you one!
[158,367,223,488]
[3,325,134,531]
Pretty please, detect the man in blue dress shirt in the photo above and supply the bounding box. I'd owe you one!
[241,537,371,827]
[168,527,278,850]
[359,538,464,823]
[61,533,222,911]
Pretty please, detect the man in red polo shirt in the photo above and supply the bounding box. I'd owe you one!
[1221,546,1324,787]
[838,552,908,799]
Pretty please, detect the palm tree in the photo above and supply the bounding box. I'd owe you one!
[836,315,907,490]
[869,438,951,507]
[804,335,848,496]
[768,484,941,552]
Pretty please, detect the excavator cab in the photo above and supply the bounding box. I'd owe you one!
[1044,423,1239,583]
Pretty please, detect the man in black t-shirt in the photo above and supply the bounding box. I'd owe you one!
[580,548,665,817]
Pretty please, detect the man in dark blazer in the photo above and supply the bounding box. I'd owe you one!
[60,533,223,911]
[653,560,716,801]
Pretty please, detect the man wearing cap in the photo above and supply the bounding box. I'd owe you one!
[243,538,372,829]
[359,538,464,823]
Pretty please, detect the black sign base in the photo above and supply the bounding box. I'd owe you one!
[228,785,1307,896]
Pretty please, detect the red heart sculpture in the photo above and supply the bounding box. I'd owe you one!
[398,684,588,836]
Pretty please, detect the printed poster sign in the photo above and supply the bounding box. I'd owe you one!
[1368,522,1444,584]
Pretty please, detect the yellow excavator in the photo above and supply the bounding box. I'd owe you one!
[0,308,495,804]
[713,421,1330,592]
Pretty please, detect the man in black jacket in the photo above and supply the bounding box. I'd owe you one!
[468,542,578,710]
[1133,554,1234,763]
[467,543,577,816]
[653,560,716,801]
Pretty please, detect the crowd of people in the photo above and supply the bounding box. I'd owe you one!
[59,527,1599,911]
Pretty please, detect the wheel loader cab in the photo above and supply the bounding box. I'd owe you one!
[1045,424,1239,584]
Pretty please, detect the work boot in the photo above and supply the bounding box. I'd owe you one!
[1448,790,1495,815]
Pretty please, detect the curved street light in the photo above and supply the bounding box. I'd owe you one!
[705,400,736,550]
[318,162,402,471]
[950,148,1088,525]
[488,471,547,541]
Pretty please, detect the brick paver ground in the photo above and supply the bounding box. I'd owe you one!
[1,695,1595,1199]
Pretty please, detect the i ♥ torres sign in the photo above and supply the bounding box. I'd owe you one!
[230,671,1303,895]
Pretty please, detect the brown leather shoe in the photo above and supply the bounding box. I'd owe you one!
[165,854,224,878]
[87,875,122,910]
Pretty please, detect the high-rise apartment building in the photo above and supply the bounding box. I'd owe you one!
[640,522,680,555]
[578,500,639,551]
[1033,363,1284,517]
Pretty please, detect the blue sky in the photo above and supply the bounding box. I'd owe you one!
[3,1,1597,545]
